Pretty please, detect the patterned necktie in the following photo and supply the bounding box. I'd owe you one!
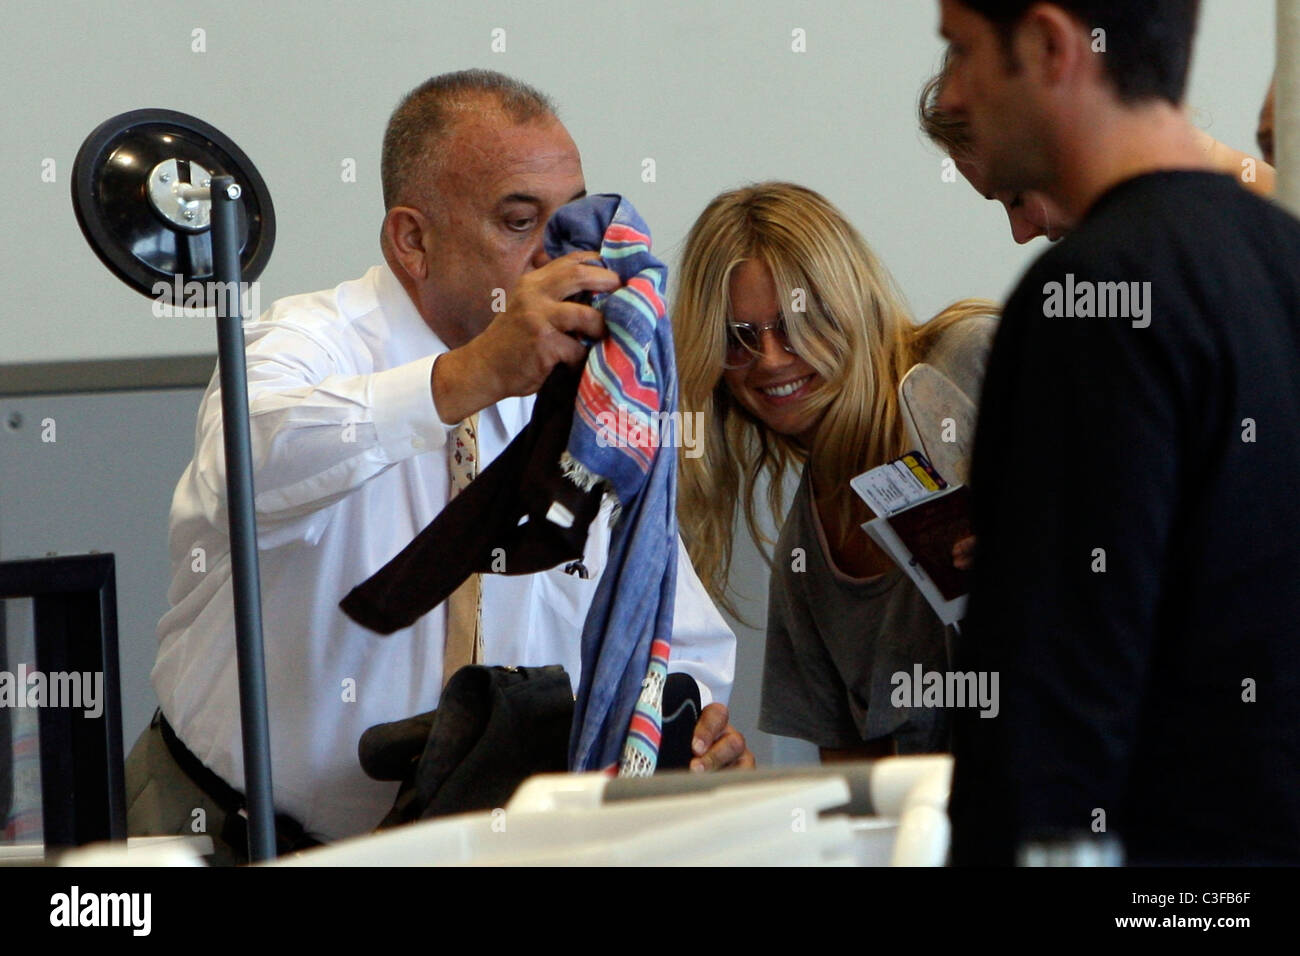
[442,413,482,688]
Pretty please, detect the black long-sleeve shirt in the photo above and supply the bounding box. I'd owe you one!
[951,171,1300,866]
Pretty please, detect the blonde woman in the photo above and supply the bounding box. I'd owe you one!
[675,182,997,759]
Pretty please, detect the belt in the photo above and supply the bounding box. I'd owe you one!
[157,711,321,859]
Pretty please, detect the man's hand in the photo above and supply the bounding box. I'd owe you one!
[689,702,755,771]
[953,535,976,570]
[431,251,622,423]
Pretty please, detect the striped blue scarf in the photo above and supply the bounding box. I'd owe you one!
[544,194,678,775]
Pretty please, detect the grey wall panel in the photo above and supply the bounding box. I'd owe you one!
[0,387,208,749]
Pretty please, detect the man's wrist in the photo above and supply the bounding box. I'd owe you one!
[431,346,497,424]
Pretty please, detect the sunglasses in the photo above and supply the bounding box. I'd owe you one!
[723,318,797,369]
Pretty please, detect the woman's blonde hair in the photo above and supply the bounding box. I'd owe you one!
[674,181,995,616]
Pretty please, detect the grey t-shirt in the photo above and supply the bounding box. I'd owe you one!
[758,315,996,753]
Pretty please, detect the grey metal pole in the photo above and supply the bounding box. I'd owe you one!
[209,174,277,861]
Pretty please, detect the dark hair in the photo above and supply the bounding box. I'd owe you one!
[380,69,557,210]
[919,51,973,158]
[956,0,1201,104]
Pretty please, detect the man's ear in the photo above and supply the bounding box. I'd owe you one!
[383,206,432,282]
[1017,4,1090,90]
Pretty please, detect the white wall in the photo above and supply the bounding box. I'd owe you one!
[1,0,1274,366]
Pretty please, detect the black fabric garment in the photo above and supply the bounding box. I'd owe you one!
[358,664,573,826]
[157,712,321,859]
[340,362,604,635]
[657,672,703,771]
[950,171,1300,865]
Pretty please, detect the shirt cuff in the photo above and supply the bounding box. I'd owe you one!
[370,354,454,460]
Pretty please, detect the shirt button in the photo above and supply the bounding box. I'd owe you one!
[411,435,427,450]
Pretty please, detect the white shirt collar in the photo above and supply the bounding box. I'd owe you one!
[373,262,447,359]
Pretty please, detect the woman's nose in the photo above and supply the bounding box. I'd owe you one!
[754,328,793,366]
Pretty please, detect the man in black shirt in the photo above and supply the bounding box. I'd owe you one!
[937,0,1300,864]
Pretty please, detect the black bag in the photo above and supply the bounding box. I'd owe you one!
[358,664,574,828]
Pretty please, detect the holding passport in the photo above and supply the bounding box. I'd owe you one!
[852,451,972,626]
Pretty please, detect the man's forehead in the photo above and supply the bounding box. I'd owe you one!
[439,111,582,200]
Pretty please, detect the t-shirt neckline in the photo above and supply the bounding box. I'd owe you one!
[799,468,899,594]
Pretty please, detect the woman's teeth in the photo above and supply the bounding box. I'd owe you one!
[761,376,812,398]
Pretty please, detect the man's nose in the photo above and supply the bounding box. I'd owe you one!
[528,239,551,271]
[1008,212,1045,244]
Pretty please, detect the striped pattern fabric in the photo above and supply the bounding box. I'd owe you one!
[563,222,668,505]
[545,195,680,775]
[619,638,671,775]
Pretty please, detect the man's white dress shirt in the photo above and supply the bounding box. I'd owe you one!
[153,264,736,840]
